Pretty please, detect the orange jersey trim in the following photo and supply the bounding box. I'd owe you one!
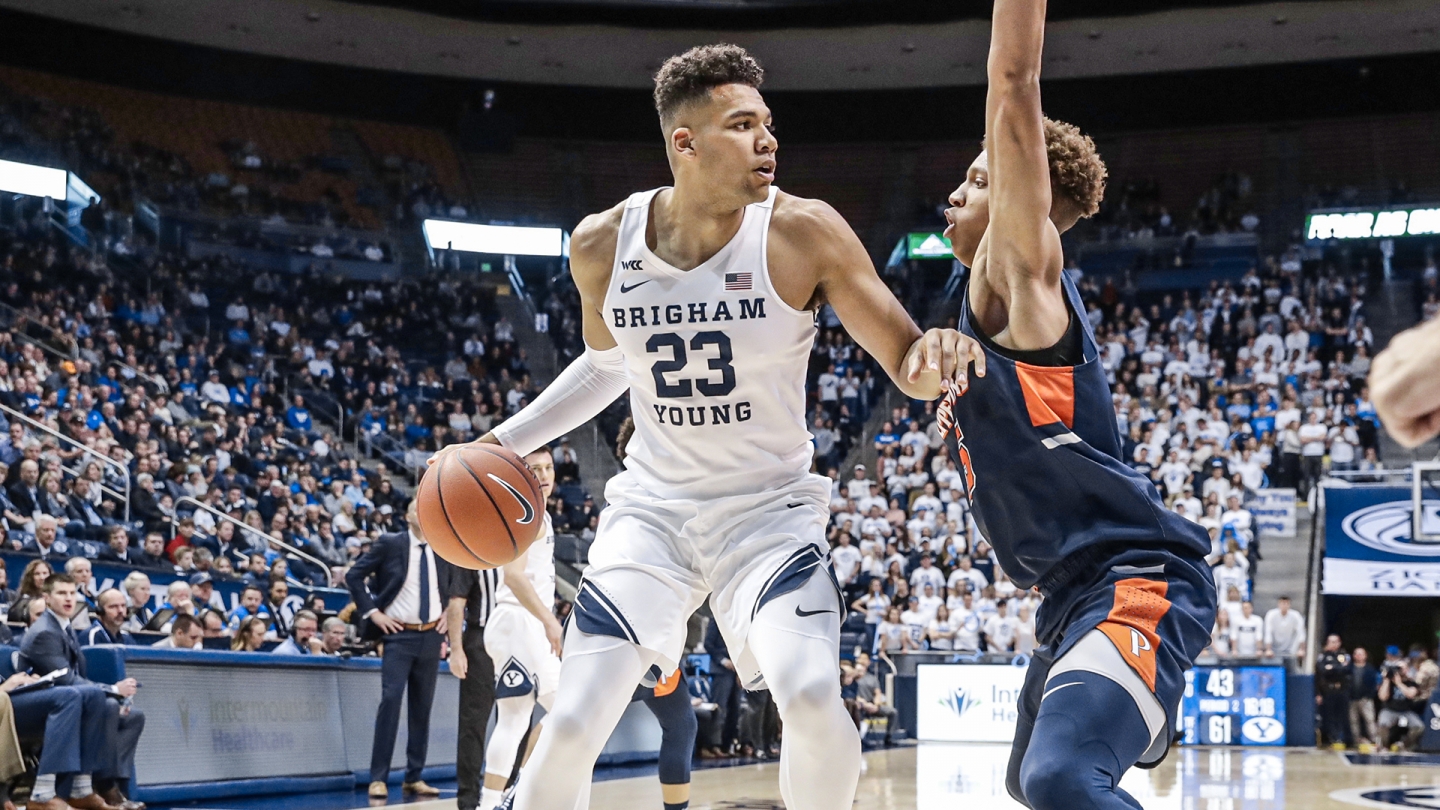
[1097,578,1172,692]
[1014,363,1076,430]
[653,668,682,697]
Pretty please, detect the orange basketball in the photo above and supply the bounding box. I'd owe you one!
[415,444,545,570]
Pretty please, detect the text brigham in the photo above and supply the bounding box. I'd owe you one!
[613,298,767,328]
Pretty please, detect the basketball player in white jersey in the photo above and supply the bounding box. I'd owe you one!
[434,44,983,810]
[478,448,563,810]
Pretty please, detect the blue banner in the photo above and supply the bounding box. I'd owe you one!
[1322,486,1440,595]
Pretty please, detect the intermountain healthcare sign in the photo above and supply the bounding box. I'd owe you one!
[1322,486,1440,596]
[916,663,1028,742]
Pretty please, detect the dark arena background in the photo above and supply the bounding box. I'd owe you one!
[0,0,1439,808]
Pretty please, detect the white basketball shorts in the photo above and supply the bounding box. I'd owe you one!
[485,604,563,701]
[572,470,842,690]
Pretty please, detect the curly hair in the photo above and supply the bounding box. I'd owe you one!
[653,44,764,123]
[1043,117,1107,218]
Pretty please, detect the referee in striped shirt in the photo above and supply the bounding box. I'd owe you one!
[441,560,502,810]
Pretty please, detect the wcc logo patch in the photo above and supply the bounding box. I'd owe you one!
[495,658,535,698]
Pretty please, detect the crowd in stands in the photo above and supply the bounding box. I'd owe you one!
[1315,634,1440,753]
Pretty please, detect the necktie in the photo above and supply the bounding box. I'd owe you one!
[418,542,431,624]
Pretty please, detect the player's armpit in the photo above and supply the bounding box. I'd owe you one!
[772,196,924,398]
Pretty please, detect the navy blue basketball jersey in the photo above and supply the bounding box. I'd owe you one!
[938,274,1210,591]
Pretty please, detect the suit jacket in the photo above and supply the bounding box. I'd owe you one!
[6,484,37,518]
[345,531,425,639]
[21,538,71,561]
[19,610,94,686]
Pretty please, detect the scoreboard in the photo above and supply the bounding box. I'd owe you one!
[1181,665,1287,746]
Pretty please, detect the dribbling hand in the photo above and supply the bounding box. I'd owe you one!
[426,433,502,468]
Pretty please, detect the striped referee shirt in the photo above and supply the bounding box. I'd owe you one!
[442,561,503,627]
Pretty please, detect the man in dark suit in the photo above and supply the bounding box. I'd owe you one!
[7,678,104,810]
[95,527,133,566]
[21,575,145,810]
[22,516,71,561]
[8,459,39,519]
[345,500,444,801]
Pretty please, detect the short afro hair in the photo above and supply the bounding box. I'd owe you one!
[1043,117,1107,218]
[653,44,764,124]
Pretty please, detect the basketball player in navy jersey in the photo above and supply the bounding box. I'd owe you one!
[937,0,1217,807]
[433,43,982,810]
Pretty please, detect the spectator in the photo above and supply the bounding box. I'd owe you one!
[1262,596,1305,658]
[120,572,153,633]
[1297,412,1328,495]
[151,614,203,650]
[831,533,862,598]
[982,600,1018,653]
[1230,601,1264,656]
[873,607,912,655]
[318,617,348,655]
[226,584,271,632]
[9,560,51,624]
[845,652,896,744]
[83,589,135,646]
[273,610,320,655]
[1378,655,1424,751]
[231,616,268,652]
[1349,647,1380,753]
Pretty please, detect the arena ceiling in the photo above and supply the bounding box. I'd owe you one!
[1,0,1438,91]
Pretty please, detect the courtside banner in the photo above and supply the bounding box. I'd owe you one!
[1322,486,1440,596]
[916,663,1028,742]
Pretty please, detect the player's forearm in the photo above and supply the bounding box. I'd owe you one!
[486,345,629,456]
[503,556,557,628]
[446,598,466,648]
[987,0,1047,86]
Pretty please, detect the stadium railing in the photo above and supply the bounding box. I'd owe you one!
[0,402,131,521]
[173,496,337,587]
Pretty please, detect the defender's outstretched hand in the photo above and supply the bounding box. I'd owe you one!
[904,328,987,396]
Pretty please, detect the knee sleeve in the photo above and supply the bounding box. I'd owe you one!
[646,688,697,786]
[483,697,533,779]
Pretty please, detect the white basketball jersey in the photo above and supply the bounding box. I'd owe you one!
[603,186,817,500]
[495,513,555,610]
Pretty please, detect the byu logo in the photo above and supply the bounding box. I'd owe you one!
[1241,716,1284,743]
[502,670,525,688]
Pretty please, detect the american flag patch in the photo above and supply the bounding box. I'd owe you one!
[724,272,752,291]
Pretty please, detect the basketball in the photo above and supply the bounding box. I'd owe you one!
[415,444,546,570]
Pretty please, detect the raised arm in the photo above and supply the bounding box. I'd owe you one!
[981,0,1071,349]
[986,0,1053,278]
